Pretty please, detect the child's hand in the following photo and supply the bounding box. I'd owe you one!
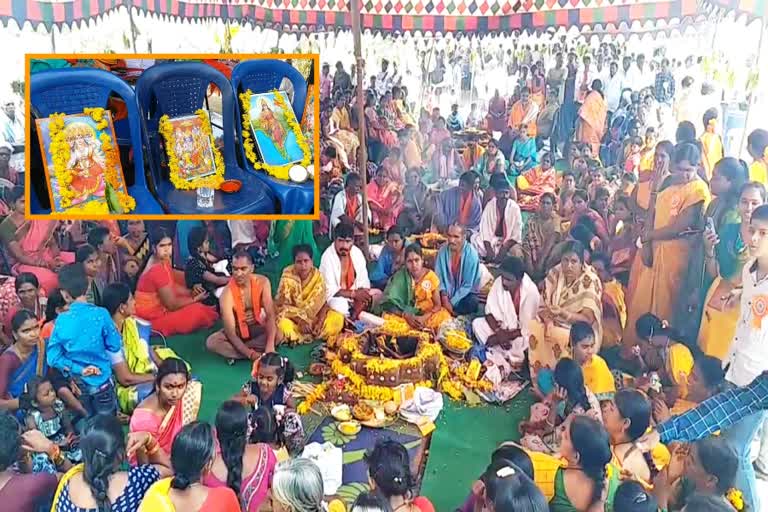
[69,380,82,397]
[81,366,102,377]
[21,430,54,454]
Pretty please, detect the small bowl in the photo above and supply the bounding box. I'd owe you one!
[289,165,308,183]
[220,179,242,193]
[331,404,352,422]
[338,420,361,436]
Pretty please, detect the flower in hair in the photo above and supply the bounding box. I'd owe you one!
[496,466,516,478]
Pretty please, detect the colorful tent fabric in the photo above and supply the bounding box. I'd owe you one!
[700,0,766,20]
[1,0,701,33]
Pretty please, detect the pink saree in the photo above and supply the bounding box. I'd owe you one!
[368,180,404,230]
[204,442,277,512]
[6,220,74,293]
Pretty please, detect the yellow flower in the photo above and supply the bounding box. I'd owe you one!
[726,488,744,511]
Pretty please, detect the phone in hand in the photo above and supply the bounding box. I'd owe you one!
[705,216,716,234]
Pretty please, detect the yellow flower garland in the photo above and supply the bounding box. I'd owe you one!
[158,109,225,191]
[48,108,135,212]
[726,488,744,511]
[239,89,311,181]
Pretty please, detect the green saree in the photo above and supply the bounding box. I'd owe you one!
[269,221,320,270]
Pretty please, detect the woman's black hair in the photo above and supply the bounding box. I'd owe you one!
[44,288,68,323]
[554,358,591,412]
[403,244,423,260]
[740,180,768,203]
[11,308,37,335]
[635,312,679,340]
[491,445,534,480]
[14,272,39,293]
[186,226,208,257]
[150,226,174,248]
[614,481,659,512]
[695,437,738,494]
[614,389,652,441]
[682,494,735,512]
[572,188,589,203]
[259,352,296,384]
[351,491,393,512]
[569,321,595,347]
[482,460,548,512]
[249,405,280,445]
[747,128,768,158]
[676,121,697,144]
[81,415,126,512]
[75,244,98,264]
[560,240,586,264]
[570,415,612,507]
[540,192,557,206]
[155,358,190,392]
[292,243,314,261]
[568,224,595,253]
[170,421,215,490]
[673,141,702,167]
[0,411,20,471]
[702,108,719,128]
[695,355,726,393]
[216,401,248,503]
[102,282,132,317]
[364,439,415,499]
[714,157,749,205]
[8,186,24,205]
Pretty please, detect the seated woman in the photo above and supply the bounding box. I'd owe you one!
[559,173,577,220]
[570,189,610,248]
[528,241,603,388]
[651,354,726,421]
[591,253,627,351]
[397,168,435,235]
[475,458,548,512]
[370,227,406,290]
[135,227,219,337]
[601,389,653,484]
[510,128,540,174]
[0,310,48,415]
[276,244,344,344]
[129,358,202,461]
[520,358,602,455]
[327,93,360,169]
[2,272,46,341]
[103,282,186,415]
[140,422,241,512]
[367,165,404,232]
[380,244,452,332]
[472,138,507,188]
[206,401,277,512]
[365,439,436,512]
[521,192,563,282]
[569,321,615,401]
[517,152,556,213]
[271,458,340,512]
[549,416,620,511]
[51,415,170,512]
[184,226,230,307]
[0,187,74,293]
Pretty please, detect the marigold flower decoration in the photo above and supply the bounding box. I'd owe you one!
[726,488,744,511]
[239,89,311,182]
[159,109,225,191]
[48,109,135,212]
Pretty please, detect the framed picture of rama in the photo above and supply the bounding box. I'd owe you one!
[248,91,306,167]
[36,110,131,215]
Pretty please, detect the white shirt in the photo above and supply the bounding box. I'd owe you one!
[605,72,625,112]
[574,65,595,103]
[724,261,768,386]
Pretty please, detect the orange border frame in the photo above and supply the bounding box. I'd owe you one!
[24,53,321,221]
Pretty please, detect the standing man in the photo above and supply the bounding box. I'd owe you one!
[206,250,279,363]
[546,52,567,104]
[604,61,624,118]
[575,54,595,104]
[332,61,352,96]
[320,63,332,102]
[375,59,392,99]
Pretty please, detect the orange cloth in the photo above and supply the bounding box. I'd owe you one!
[700,132,724,181]
[346,193,359,218]
[576,91,608,155]
[230,275,263,340]
[341,256,356,290]
[508,101,538,137]
[459,192,473,225]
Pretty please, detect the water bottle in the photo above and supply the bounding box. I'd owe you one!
[196,186,214,209]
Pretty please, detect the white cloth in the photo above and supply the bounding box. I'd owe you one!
[575,65,595,103]
[301,442,343,495]
[474,198,522,258]
[329,190,370,230]
[227,221,257,248]
[605,72,625,112]
[724,261,768,387]
[473,274,540,347]
[399,387,444,423]
[318,244,370,317]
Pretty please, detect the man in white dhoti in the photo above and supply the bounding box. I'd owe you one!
[319,222,382,320]
[329,173,371,237]
[472,256,540,389]
[472,176,523,263]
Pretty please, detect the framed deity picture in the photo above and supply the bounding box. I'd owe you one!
[36,110,132,214]
[165,113,218,183]
[248,91,307,167]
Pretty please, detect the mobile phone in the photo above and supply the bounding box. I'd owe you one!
[705,217,716,233]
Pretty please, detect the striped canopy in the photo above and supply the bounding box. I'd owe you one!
[700,0,766,19]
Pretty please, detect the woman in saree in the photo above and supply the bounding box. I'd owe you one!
[364,92,397,160]
[393,86,416,128]
[135,227,219,337]
[608,195,640,284]
[276,244,344,344]
[575,80,608,158]
[269,220,319,272]
[510,129,540,174]
[623,143,711,349]
[522,192,563,282]
[699,176,763,361]
[508,87,539,138]
[1,273,46,340]
[0,310,46,414]
[205,401,277,512]
[368,165,404,231]
[327,93,359,169]
[104,282,186,415]
[129,358,201,462]
[528,240,603,388]
[0,187,74,294]
[517,152,556,213]
[397,168,435,235]
[379,244,452,332]
[120,219,152,274]
[471,138,506,188]
[633,141,674,225]
[486,89,507,133]
[426,117,452,180]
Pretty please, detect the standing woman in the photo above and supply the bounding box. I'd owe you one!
[205,401,277,512]
[140,422,241,512]
[623,143,711,348]
[1,273,46,339]
[134,227,218,337]
[632,140,674,225]
[51,414,170,512]
[699,179,766,360]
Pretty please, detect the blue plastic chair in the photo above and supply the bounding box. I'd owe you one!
[231,60,315,215]
[135,62,277,215]
[29,68,164,215]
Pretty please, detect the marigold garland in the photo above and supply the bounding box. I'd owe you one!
[239,89,311,181]
[726,488,744,511]
[297,382,328,415]
[158,109,225,191]
[48,108,135,212]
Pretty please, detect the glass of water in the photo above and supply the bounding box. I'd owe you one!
[196,186,214,209]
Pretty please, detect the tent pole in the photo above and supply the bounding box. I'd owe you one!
[739,17,765,156]
[128,7,139,52]
[50,26,56,52]
[350,0,370,258]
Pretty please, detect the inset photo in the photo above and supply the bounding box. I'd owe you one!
[25,55,319,219]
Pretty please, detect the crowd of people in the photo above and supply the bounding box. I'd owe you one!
[0,32,767,512]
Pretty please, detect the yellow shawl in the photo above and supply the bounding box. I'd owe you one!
[543,263,604,347]
[138,477,175,512]
[276,266,327,341]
